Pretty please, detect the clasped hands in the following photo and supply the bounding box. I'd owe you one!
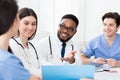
[92,58,118,67]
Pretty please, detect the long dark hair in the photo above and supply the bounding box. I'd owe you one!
[0,0,18,35]
[18,7,38,40]
[8,46,13,53]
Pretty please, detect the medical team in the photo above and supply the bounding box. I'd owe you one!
[0,0,120,80]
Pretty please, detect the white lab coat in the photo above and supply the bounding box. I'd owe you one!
[9,38,51,75]
[35,34,82,65]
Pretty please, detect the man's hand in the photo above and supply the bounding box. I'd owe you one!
[92,58,106,64]
[106,58,118,67]
[61,50,76,64]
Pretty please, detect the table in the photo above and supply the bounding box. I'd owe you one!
[94,68,120,80]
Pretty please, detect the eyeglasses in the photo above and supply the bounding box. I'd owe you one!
[59,24,76,33]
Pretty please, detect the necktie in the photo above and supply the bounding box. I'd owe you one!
[61,42,66,58]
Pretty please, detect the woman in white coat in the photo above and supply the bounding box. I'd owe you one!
[9,7,50,76]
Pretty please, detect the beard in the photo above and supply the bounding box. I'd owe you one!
[57,32,73,42]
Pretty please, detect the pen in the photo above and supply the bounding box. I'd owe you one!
[103,69,110,72]
[103,69,117,73]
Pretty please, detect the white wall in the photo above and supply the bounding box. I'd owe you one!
[18,0,120,48]
[85,0,120,41]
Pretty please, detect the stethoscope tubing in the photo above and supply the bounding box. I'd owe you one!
[49,36,74,55]
[12,38,40,68]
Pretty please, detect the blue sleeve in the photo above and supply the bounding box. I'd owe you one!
[82,41,94,58]
[82,38,98,58]
[0,56,31,80]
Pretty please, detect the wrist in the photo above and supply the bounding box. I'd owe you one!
[91,59,97,63]
[116,61,120,67]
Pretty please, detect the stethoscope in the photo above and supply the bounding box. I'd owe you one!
[12,37,40,68]
[48,36,74,56]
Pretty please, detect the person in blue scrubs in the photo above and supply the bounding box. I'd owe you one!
[0,0,41,80]
[81,12,120,67]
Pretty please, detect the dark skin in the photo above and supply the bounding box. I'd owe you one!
[57,18,77,42]
[57,18,77,63]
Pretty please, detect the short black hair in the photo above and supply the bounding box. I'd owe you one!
[0,0,18,35]
[102,12,120,27]
[61,14,79,28]
[18,7,37,40]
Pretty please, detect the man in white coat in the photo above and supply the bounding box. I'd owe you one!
[36,14,81,65]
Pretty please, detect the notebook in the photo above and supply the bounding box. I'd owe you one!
[41,65,95,80]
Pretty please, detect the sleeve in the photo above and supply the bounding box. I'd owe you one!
[35,37,53,65]
[82,40,95,58]
[72,43,82,65]
[35,37,49,59]
[0,56,31,80]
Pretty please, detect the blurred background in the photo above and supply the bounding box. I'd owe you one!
[18,0,120,49]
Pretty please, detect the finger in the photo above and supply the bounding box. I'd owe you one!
[70,50,77,55]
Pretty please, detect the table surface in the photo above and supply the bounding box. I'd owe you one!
[94,67,120,80]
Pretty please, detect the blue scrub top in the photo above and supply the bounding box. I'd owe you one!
[82,34,120,60]
[0,48,31,80]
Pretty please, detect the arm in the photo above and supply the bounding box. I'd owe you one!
[80,53,94,64]
[81,53,106,65]
[35,38,53,65]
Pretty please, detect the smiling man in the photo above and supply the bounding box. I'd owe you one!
[81,12,120,67]
[36,14,81,65]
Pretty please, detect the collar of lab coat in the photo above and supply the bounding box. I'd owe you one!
[50,33,74,48]
[14,37,31,48]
